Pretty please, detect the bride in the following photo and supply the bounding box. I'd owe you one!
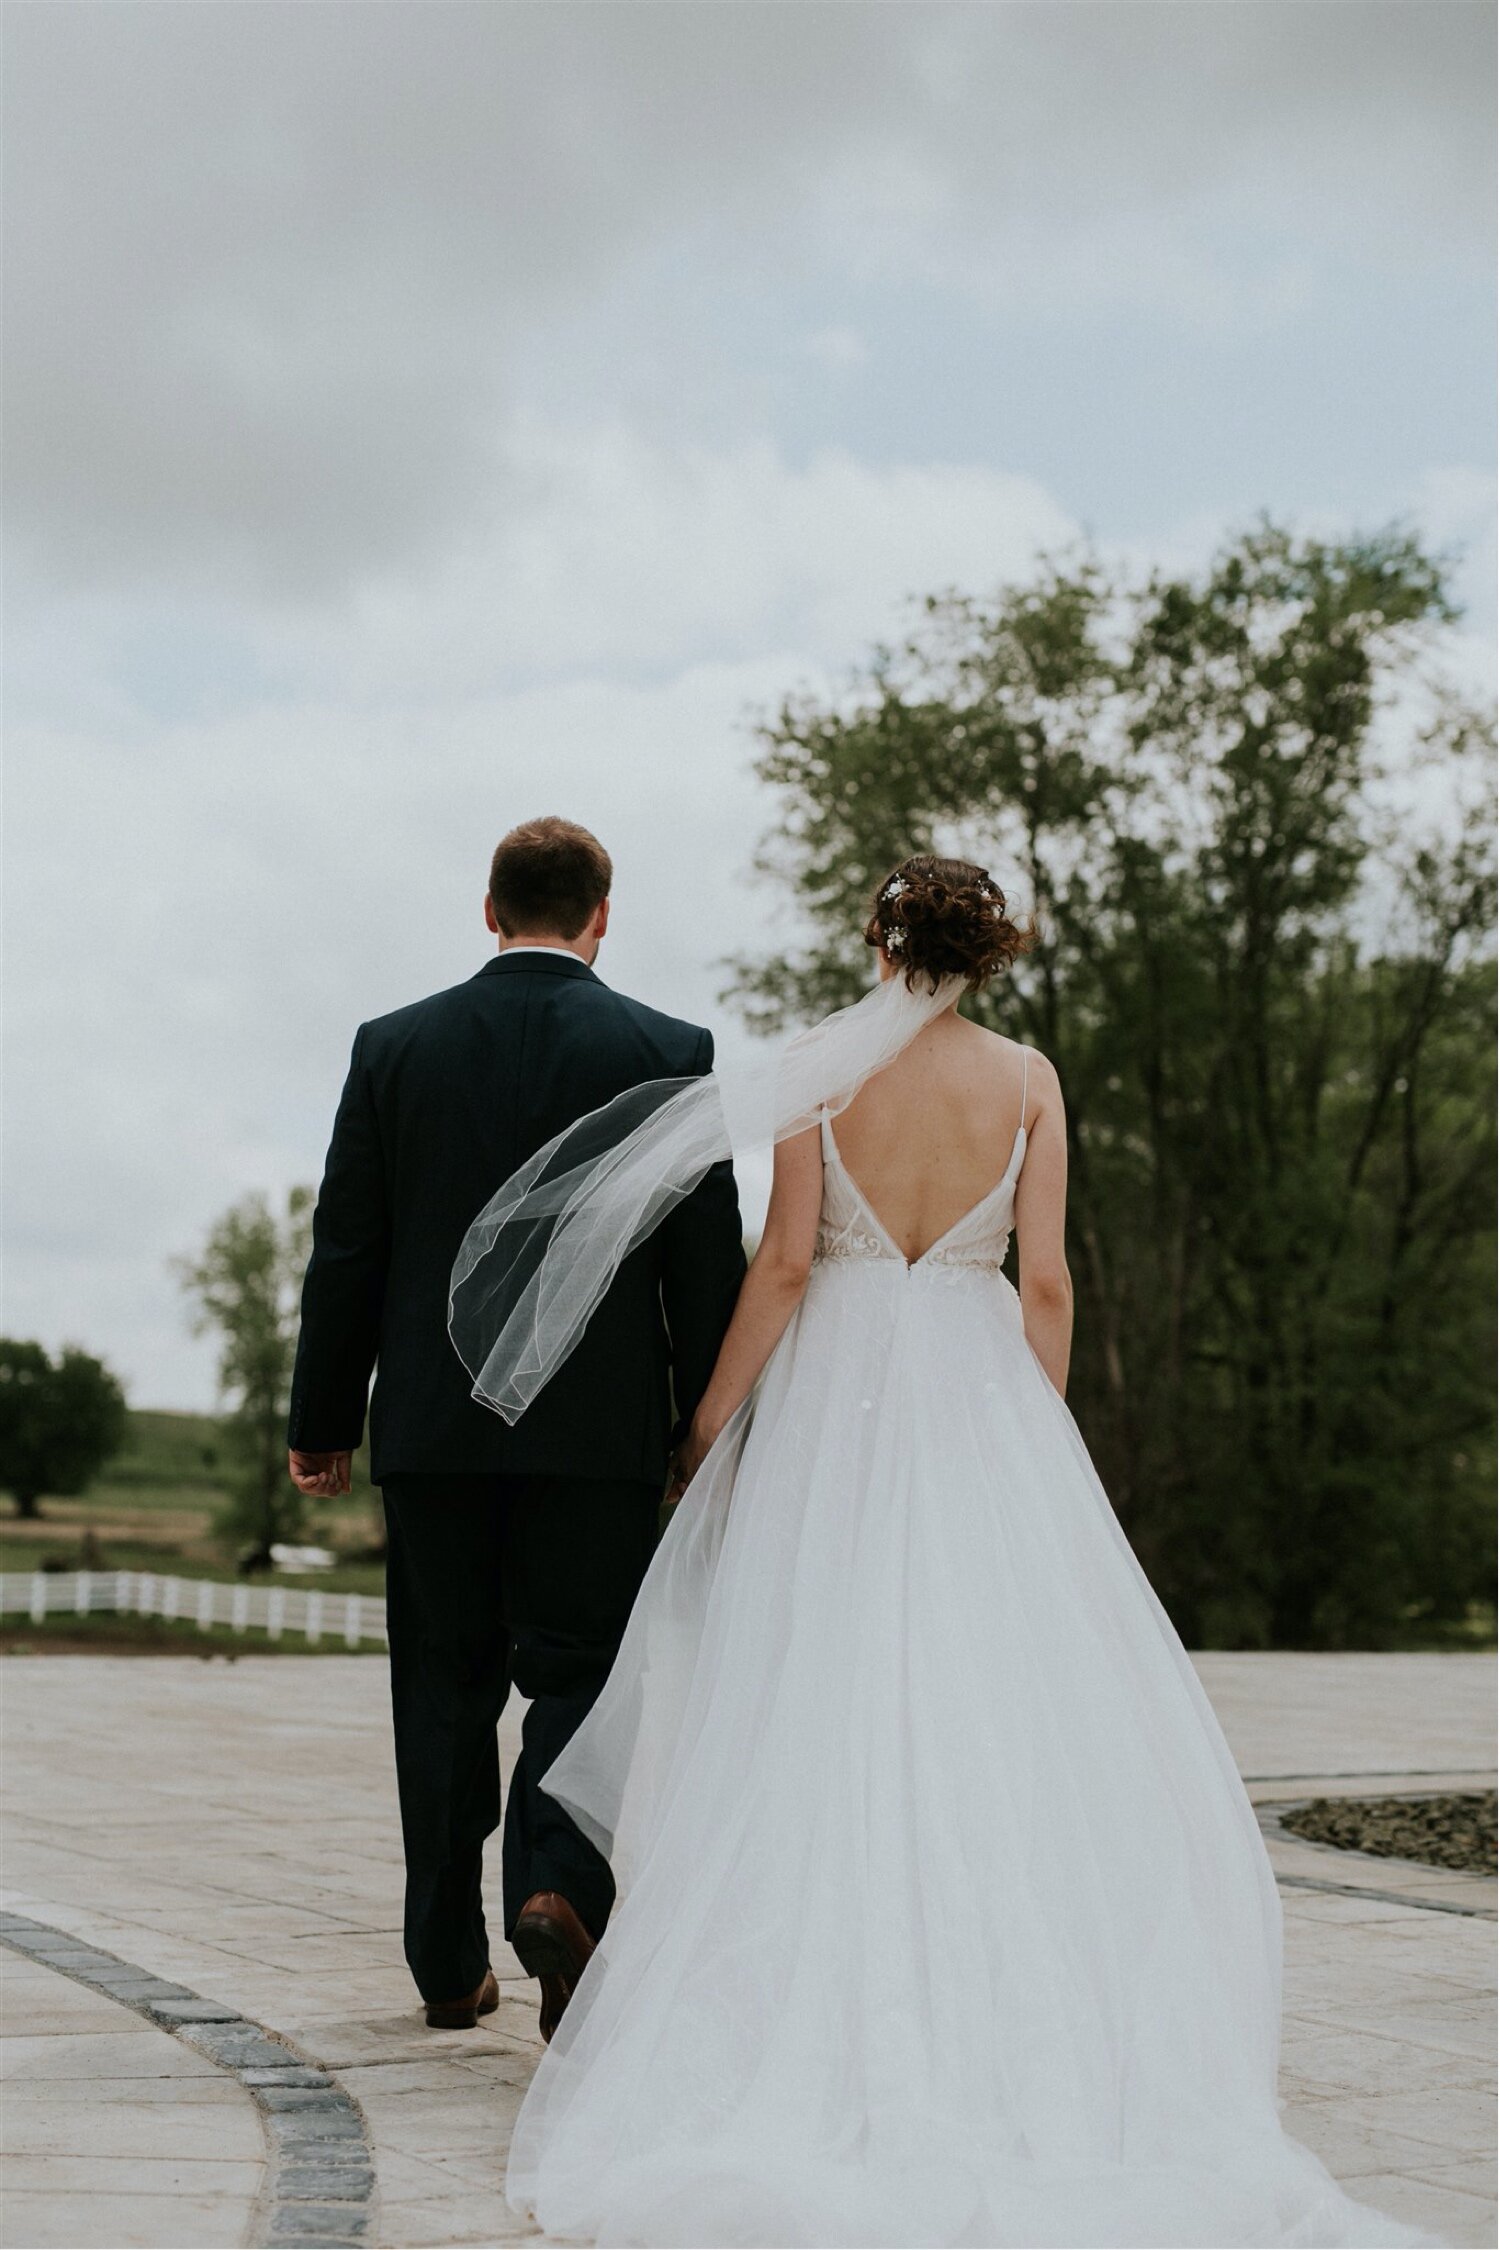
[454,856,1429,2250]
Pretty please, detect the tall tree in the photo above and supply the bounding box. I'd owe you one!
[730,522,1495,1647]
[0,1340,127,1520]
[175,1188,315,1563]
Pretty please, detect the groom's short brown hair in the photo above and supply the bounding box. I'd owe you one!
[489,817,613,939]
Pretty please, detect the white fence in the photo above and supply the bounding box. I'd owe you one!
[0,1570,388,1647]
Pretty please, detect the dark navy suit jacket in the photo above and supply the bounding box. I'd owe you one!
[287,951,745,1486]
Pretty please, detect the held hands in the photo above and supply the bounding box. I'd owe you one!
[665,1414,720,1505]
[288,1449,353,1498]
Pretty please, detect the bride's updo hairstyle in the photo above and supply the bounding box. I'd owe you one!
[864,854,1034,994]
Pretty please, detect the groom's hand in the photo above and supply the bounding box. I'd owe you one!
[288,1449,352,1497]
[664,1446,694,1507]
[666,1414,718,1503]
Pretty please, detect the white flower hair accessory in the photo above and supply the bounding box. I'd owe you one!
[882,875,910,902]
[885,925,907,950]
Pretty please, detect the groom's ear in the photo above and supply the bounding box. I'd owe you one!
[484,894,501,936]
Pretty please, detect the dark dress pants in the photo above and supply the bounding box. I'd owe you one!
[381,1472,660,2004]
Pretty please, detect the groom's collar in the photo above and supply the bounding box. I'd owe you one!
[476,950,602,986]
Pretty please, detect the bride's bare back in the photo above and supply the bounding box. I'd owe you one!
[749,997,1073,1402]
[831,1013,1031,1264]
[675,991,1073,1465]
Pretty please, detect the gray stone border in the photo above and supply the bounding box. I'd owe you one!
[1257,1794,1498,1921]
[1244,1767,1496,1784]
[0,1909,375,2248]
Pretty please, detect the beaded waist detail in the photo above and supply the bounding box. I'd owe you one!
[812,1221,1011,1277]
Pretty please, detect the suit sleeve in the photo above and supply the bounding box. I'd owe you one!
[286,1025,390,1452]
[658,1028,746,1441]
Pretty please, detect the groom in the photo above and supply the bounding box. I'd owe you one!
[286,817,744,2039]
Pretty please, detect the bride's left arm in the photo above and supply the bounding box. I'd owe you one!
[669,1124,823,1493]
[1013,1053,1074,1397]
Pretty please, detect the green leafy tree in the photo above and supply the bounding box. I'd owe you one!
[0,1340,128,1519]
[730,520,1496,1648]
[174,1189,314,1564]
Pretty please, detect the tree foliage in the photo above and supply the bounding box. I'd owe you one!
[174,1188,314,1563]
[730,521,1496,1648]
[0,1339,128,1519]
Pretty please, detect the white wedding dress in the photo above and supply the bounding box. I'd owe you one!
[505,1094,1430,2249]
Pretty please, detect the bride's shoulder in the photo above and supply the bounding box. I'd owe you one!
[961,1018,1055,1070]
[958,1021,1062,1104]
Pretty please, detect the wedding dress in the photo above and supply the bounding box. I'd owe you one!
[504,1075,1429,2249]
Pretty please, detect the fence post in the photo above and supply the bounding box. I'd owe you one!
[76,1570,92,1618]
[161,1577,180,1622]
[29,1572,46,1625]
[231,1584,250,1633]
[197,1579,215,1632]
[344,1594,362,1648]
[267,1588,286,1642]
[137,1572,156,1618]
[306,1591,323,1646]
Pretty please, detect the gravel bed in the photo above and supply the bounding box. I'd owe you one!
[1283,1790,1496,1874]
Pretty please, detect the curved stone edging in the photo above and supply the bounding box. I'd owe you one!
[0,1908,376,2248]
[1257,1797,1499,1921]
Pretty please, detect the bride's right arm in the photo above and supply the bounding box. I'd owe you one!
[1013,1053,1074,1397]
[669,1124,824,1492]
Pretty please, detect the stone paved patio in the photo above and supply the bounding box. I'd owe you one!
[1,1652,1494,2249]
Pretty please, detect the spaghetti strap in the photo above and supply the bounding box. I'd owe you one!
[1018,1046,1031,1133]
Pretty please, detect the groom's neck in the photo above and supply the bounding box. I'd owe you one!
[496,932,599,966]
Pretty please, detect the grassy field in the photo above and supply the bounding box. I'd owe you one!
[0,1408,387,1600]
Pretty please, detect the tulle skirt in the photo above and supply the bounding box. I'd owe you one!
[506,1258,1431,2247]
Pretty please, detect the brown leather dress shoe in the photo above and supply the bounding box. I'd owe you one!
[510,1891,596,2043]
[423,1966,499,2030]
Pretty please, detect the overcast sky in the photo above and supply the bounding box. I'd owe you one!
[5,0,1495,1411]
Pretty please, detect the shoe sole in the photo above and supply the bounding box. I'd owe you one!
[511,1916,587,1982]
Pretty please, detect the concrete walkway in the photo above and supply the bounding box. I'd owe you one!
[1,1652,1494,2249]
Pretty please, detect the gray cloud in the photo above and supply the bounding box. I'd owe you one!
[6,2,1491,597]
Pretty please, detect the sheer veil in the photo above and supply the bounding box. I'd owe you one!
[449,970,965,1424]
